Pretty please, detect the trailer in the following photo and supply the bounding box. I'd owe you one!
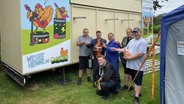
[0,0,142,85]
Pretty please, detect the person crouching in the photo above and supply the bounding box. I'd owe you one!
[96,55,120,99]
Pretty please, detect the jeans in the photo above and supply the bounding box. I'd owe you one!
[108,59,121,90]
[96,80,118,97]
[93,58,98,82]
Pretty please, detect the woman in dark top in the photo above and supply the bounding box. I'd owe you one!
[119,28,134,91]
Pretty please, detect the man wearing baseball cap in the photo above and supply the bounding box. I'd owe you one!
[112,27,148,104]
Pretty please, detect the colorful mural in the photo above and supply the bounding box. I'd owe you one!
[142,0,154,44]
[21,0,71,74]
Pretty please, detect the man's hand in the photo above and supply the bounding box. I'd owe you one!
[95,44,98,48]
[124,55,131,60]
[84,42,88,45]
[76,42,88,46]
[94,44,98,51]
[97,77,102,90]
[115,41,120,45]
[124,53,143,60]
[115,41,122,47]
[111,47,117,51]
[102,43,106,48]
[98,77,102,83]
[98,84,101,90]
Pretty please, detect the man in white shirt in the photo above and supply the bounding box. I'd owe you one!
[112,27,148,104]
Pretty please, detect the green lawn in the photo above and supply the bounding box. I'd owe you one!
[0,64,160,104]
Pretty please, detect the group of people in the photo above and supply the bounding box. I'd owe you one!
[76,27,148,104]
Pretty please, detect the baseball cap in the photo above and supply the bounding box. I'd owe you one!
[133,27,141,33]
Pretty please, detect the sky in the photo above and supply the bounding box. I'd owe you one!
[154,0,184,16]
[21,0,70,29]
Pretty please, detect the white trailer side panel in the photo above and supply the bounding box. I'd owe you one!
[114,12,129,42]
[71,6,96,63]
[0,0,142,75]
[70,0,141,12]
[70,4,141,63]
[0,0,23,74]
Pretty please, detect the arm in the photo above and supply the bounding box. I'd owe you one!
[76,36,85,46]
[98,77,102,90]
[104,39,107,44]
[125,53,143,60]
[85,40,93,48]
[101,39,107,55]
[112,48,126,53]
[76,42,86,46]
[106,42,120,53]
[115,41,123,48]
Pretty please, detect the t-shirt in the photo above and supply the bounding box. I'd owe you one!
[125,38,148,71]
[77,35,93,56]
[120,36,133,63]
[96,39,102,58]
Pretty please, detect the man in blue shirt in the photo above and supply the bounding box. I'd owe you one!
[102,32,121,90]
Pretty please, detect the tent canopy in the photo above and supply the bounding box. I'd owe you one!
[160,5,184,104]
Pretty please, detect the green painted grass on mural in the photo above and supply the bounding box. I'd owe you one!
[142,26,153,39]
[22,22,70,55]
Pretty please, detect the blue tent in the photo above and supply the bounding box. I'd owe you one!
[160,5,184,104]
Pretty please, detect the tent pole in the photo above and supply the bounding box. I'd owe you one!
[152,44,155,99]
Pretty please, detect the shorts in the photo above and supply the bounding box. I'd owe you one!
[79,56,90,69]
[128,68,143,86]
[122,63,132,75]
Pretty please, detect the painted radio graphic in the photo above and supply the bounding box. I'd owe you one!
[54,3,69,39]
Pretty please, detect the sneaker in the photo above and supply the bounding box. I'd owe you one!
[133,98,139,104]
[128,86,134,92]
[122,85,128,90]
[114,89,119,94]
[77,78,82,85]
[87,77,92,82]
[101,96,108,100]
[96,89,103,96]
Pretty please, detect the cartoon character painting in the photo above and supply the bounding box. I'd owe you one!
[50,48,68,64]
[143,16,149,35]
[24,3,53,46]
[143,16,153,35]
[54,3,69,39]
[148,17,153,33]
[60,48,68,62]
[21,0,71,72]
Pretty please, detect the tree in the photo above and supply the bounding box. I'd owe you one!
[153,13,165,33]
[154,14,164,26]
[153,0,168,11]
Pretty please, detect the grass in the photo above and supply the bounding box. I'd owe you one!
[0,63,160,104]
